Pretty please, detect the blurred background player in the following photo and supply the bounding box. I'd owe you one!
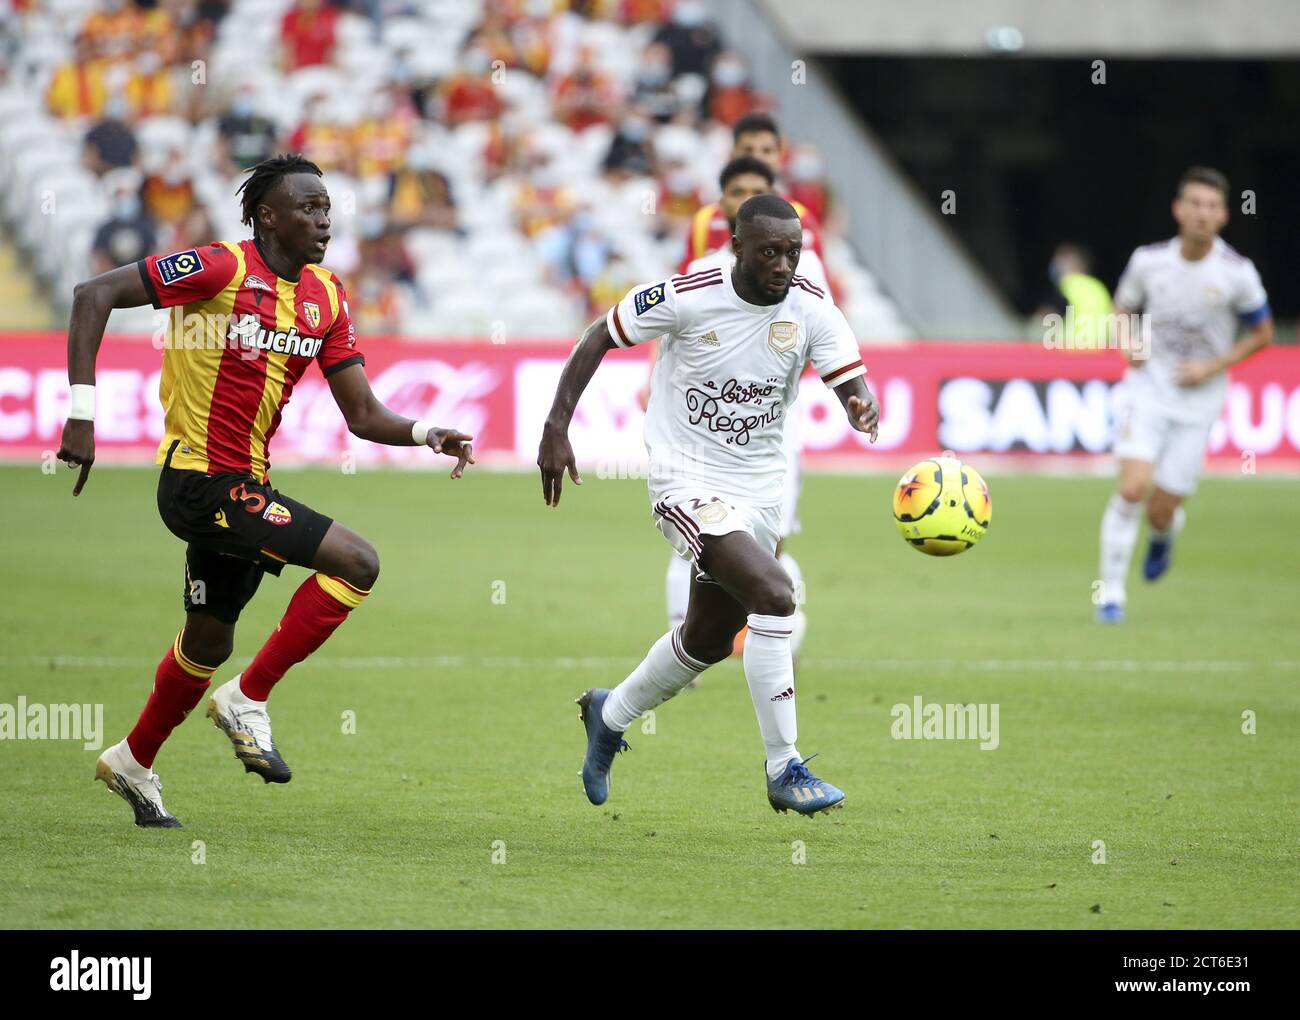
[649,155,830,662]
[1096,166,1273,623]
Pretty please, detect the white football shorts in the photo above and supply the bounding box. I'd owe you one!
[652,494,782,583]
[1112,395,1215,496]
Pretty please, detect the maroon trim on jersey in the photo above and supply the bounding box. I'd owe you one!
[610,303,632,346]
[820,358,865,383]
[790,275,825,298]
[748,626,794,638]
[675,276,724,294]
[671,267,723,285]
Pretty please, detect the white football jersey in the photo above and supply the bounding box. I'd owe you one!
[607,263,865,507]
[684,246,832,466]
[1114,237,1269,423]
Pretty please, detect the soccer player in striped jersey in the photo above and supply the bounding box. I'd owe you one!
[58,154,475,827]
[1096,167,1273,623]
[539,194,878,816]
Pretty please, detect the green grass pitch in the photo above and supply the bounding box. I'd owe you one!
[0,464,1296,929]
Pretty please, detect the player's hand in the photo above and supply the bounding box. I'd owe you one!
[537,421,581,507]
[847,394,880,442]
[427,428,475,478]
[637,381,651,411]
[1176,359,1218,387]
[57,418,95,496]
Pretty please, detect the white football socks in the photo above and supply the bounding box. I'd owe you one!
[1099,493,1142,606]
[602,625,709,732]
[106,738,149,779]
[665,554,692,628]
[744,612,800,779]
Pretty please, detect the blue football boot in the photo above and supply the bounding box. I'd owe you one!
[766,755,844,815]
[1143,535,1172,581]
[1096,602,1126,624]
[576,688,629,805]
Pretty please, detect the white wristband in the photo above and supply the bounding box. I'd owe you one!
[69,384,95,421]
[411,420,431,445]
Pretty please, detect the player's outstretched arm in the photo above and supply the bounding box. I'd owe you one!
[538,316,616,507]
[834,375,881,442]
[58,264,154,495]
[326,363,475,478]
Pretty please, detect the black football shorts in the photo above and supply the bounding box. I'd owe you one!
[156,440,333,623]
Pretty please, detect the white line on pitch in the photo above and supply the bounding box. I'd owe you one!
[2,656,1296,673]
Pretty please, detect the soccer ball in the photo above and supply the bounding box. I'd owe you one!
[892,456,992,556]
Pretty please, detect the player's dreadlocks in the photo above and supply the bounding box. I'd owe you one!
[236,154,323,239]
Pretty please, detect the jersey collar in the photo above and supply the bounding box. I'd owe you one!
[723,264,782,314]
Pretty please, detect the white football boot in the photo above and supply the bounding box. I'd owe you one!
[206,675,292,783]
[95,739,182,828]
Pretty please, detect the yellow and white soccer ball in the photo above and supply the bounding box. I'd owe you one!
[892,456,992,556]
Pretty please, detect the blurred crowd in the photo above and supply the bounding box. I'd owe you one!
[17,0,854,336]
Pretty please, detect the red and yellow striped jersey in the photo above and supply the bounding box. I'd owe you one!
[138,239,363,482]
[678,194,823,275]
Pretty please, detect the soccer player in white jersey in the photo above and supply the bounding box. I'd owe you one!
[651,156,830,662]
[538,195,879,815]
[1097,167,1273,623]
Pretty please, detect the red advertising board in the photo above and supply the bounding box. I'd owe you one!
[2,335,1298,471]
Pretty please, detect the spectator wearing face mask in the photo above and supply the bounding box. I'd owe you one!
[388,150,460,234]
[440,43,507,126]
[125,50,175,119]
[216,86,278,172]
[280,0,339,71]
[353,87,417,179]
[141,149,197,229]
[286,93,352,172]
[656,158,700,238]
[602,107,655,178]
[631,41,678,123]
[552,47,620,133]
[706,50,757,126]
[651,0,720,78]
[81,0,151,65]
[784,144,830,226]
[92,173,156,274]
[47,34,110,119]
[83,96,139,176]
